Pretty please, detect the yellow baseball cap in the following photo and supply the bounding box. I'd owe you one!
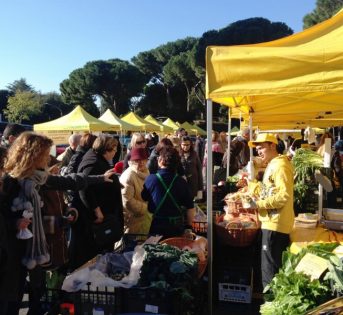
[248,133,278,147]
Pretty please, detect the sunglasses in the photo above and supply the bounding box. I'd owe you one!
[136,140,146,145]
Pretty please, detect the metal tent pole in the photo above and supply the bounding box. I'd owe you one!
[226,108,232,178]
[247,113,255,180]
[206,99,213,315]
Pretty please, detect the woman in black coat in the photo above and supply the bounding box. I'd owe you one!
[72,135,124,269]
[179,136,203,198]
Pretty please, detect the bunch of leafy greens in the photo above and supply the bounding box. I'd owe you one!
[260,243,340,315]
[292,149,323,210]
[138,243,199,311]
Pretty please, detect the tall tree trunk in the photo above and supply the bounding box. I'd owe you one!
[185,83,190,112]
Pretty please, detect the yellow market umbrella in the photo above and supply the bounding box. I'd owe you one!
[144,115,173,133]
[99,109,141,131]
[34,105,117,132]
[162,118,179,131]
[121,112,156,132]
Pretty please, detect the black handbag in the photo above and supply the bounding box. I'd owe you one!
[92,215,123,248]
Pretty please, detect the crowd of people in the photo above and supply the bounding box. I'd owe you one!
[0,122,342,314]
[0,124,203,315]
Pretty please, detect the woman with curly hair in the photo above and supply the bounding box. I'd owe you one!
[0,132,114,315]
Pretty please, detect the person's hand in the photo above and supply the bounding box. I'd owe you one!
[94,207,104,224]
[65,208,78,223]
[16,218,31,230]
[103,169,115,183]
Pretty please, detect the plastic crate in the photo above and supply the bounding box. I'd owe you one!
[120,287,183,314]
[218,268,253,304]
[41,284,121,315]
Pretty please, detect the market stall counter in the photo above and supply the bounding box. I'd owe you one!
[290,224,343,254]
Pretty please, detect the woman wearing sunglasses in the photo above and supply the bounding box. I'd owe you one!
[123,133,148,171]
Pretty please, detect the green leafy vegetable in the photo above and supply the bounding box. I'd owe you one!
[261,243,340,315]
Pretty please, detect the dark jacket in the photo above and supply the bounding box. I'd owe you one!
[194,137,205,162]
[222,136,250,175]
[63,145,89,175]
[77,149,124,221]
[180,151,203,197]
[148,148,185,176]
[61,146,76,167]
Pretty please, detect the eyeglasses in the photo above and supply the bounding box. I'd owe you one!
[136,140,146,145]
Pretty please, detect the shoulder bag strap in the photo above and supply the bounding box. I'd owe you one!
[154,173,179,216]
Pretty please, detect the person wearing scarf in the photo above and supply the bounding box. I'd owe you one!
[0,132,114,315]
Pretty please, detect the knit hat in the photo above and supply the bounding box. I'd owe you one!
[130,148,149,161]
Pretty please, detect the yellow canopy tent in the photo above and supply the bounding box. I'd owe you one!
[99,109,141,131]
[206,9,343,129]
[121,112,157,132]
[34,105,117,132]
[162,118,179,131]
[205,12,343,309]
[230,126,240,136]
[192,123,207,136]
[180,121,198,135]
[144,115,174,133]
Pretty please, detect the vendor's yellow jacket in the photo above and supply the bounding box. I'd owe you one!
[256,155,294,234]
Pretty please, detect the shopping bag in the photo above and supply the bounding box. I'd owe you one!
[92,215,123,248]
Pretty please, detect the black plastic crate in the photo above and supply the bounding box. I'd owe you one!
[41,284,121,315]
[120,287,183,315]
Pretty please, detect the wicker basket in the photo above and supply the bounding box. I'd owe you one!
[160,237,207,278]
[215,214,260,247]
[225,200,244,213]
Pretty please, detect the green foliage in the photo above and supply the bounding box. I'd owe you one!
[303,0,343,29]
[194,17,293,68]
[6,78,35,94]
[292,149,323,209]
[4,91,41,123]
[0,90,11,118]
[60,68,99,116]
[138,243,199,313]
[261,243,339,315]
[61,59,145,115]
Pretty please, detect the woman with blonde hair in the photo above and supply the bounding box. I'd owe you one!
[0,132,113,315]
[123,132,148,170]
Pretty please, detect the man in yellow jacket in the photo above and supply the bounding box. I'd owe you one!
[248,133,295,289]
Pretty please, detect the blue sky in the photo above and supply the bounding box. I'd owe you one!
[0,0,316,94]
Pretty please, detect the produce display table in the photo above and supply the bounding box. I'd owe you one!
[290,225,343,253]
